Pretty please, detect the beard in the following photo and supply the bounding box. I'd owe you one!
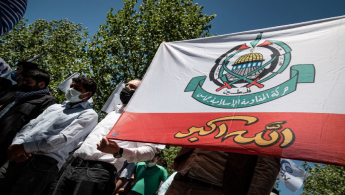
[19,84,39,92]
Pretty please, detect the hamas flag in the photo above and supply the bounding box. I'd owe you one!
[108,15,345,166]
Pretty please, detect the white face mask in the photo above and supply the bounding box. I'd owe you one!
[65,88,88,103]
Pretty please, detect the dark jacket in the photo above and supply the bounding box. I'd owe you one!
[0,86,16,109]
[0,92,58,166]
[171,148,280,195]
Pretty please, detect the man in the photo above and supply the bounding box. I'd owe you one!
[126,148,168,195]
[52,79,156,195]
[0,68,58,166]
[165,148,281,195]
[0,0,28,36]
[0,76,98,195]
[0,61,39,108]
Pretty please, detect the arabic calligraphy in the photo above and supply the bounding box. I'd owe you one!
[195,86,290,108]
[174,116,295,148]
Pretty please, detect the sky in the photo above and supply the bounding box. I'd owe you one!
[23,0,345,194]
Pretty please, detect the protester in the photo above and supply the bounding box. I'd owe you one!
[0,61,39,107]
[0,0,28,36]
[165,148,280,195]
[51,79,156,195]
[0,76,98,195]
[12,61,39,87]
[125,148,168,195]
[0,69,58,167]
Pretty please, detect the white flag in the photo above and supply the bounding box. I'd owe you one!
[58,73,93,103]
[278,159,309,193]
[0,58,11,78]
[101,82,125,113]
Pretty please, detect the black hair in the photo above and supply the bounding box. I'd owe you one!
[17,61,39,71]
[72,77,97,98]
[22,69,50,88]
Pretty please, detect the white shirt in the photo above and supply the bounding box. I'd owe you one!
[74,105,155,171]
[12,101,98,169]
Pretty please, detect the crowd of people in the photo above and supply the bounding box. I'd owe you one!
[0,61,281,195]
[1,1,281,194]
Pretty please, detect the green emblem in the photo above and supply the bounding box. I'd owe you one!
[185,33,315,108]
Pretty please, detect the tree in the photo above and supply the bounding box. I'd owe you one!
[160,146,182,175]
[0,18,90,102]
[88,0,216,113]
[302,163,345,194]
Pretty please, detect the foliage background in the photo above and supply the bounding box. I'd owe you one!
[2,0,345,191]
[0,0,215,176]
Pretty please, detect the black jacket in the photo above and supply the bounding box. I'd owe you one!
[0,92,58,166]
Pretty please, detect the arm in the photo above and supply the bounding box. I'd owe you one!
[11,104,52,145]
[23,111,98,153]
[97,138,155,162]
[122,142,156,163]
[246,157,281,195]
[0,0,28,36]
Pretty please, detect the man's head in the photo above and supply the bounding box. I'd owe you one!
[66,77,97,103]
[15,61,39,86]
[19,69,50,92]
[145,148,161,168]
[120,79,141,104]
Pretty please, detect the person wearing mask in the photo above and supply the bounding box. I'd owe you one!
[51,79,156,195]
[0,68,58,166]
[0,76,98,195]
[165,148,280,195]
[0,61,39,108]
[0,0,28,36]
[126,148,168,195]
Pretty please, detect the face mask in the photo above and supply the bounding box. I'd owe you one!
[11,71,18,81]
[120,87,135,104]
[65,88,88,103]
[145,161,156,168]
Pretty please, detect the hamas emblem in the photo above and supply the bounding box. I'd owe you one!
[185,32,315,108]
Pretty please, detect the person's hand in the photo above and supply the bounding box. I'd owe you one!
[7,144,29,162]
[97,136,120,154]
[12,152,31,163]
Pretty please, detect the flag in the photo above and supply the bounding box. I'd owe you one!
[101,82,125,113]
[278,159,309,193]
[108,15,345,166]
[0,58,11,78]
[58,73,94,103]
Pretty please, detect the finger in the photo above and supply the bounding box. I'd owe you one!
[101,137,109,146]
[26,152,32,157]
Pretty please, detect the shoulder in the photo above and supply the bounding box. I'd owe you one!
[137,162,146,166]
[157,165,168,173]
[80,108,98,120]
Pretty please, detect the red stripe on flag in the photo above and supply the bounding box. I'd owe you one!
[107,112,345,166]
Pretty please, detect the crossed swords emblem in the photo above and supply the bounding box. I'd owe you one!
[216,55,276,92]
